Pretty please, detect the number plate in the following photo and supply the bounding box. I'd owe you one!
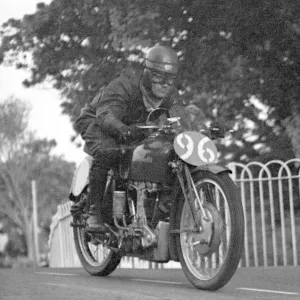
[174,131,218,166]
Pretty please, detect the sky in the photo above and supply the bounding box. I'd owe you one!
[0,0,85,164]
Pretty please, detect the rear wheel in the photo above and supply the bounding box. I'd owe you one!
[73,192,122,276]
[176,171,244,290]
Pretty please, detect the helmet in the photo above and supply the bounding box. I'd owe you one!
[145,45,178,75]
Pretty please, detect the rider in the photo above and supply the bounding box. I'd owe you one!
[74,44,189,231]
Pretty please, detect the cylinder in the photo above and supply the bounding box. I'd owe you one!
[113,191,126,217]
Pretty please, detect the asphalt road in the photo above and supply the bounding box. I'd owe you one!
[0,267,299,300]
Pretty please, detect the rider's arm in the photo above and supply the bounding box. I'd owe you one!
[95,75,132,139]
[74,90,103,136]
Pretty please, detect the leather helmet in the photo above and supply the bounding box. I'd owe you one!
[142,45,179,95]
[145,45,178,74]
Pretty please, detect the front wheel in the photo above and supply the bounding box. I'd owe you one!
[176,171,244,290]
[73,193,122,276]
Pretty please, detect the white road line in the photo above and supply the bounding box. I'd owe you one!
[35,272,77,276]
[41,283,69,287]
[237,288,299,295]
[132,279,184,285]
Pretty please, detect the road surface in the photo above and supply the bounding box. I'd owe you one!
[0,267,299,300]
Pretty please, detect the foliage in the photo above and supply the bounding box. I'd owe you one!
[7,135,76,232]
[1,0,300,161]
[0,97,29,160]
[283,114,300,158]
[0,97,75,259]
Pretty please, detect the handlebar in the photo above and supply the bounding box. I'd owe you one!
[139,110,234,139]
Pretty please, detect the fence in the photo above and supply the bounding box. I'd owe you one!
[48,159,300,268]
[228,159,300,268]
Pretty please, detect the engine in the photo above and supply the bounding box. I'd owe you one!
[127,181,172,225]
[111,132,175,260]
[112,179,172,255]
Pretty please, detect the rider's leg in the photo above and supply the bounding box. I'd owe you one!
[87,146,119,231]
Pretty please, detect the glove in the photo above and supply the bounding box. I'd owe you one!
[119,124,145,144]
[210,121,226,139]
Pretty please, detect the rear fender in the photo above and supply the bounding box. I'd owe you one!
[69,156,93,201]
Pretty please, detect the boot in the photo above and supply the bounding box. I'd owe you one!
[70,196,86,217]
[86,163,109,232]
[86,204,107,231]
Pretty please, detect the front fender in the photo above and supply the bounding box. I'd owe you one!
[191,163,232,175]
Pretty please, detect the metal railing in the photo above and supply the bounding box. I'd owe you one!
[48,159,300,268]
[228,159,300,267]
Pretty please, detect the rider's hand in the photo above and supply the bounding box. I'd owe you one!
[210,121,226,139]
[120,124,145,144]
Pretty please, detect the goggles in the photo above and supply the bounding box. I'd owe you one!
[148,68,177,86]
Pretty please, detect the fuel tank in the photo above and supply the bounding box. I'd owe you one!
[125,135,175,184]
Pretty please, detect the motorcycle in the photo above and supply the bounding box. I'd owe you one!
[69,108,244,291]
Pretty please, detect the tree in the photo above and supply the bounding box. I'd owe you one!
[0,97,75,261]
[1,0,300,161]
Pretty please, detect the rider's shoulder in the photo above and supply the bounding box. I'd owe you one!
[121,64,143,78]
[119,64,143,86]
[106,64,143,92]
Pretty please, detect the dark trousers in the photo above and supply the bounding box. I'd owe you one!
[86,137,120,215]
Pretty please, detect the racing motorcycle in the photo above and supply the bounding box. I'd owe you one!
[69,108,244,291]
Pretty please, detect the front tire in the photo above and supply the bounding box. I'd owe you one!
[176,171,244,290]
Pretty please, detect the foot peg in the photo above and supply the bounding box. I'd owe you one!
[70,204,84,218]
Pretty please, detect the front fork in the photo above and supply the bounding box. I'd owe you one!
[171,161,209,232]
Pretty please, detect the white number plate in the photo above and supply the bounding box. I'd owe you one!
[174,131,218,166]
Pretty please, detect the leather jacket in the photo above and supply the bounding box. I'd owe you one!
[75,67,188,153]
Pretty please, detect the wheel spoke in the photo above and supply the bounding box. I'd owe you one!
[92,245,98,259]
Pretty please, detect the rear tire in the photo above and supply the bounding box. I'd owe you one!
[176,171,244,290]
[73,192,122,276]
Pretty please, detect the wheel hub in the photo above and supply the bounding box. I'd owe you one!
[189,203,224,256]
